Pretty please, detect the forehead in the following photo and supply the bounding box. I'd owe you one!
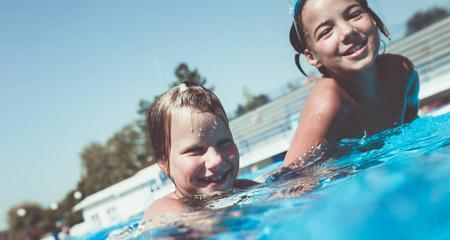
[169,107,228,137]
[302,0,361,27]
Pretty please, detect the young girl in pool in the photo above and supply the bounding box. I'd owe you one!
[284,0,420,166]
[143,81,258,220]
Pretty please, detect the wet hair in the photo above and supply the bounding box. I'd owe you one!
[147,80,229,179]
[290,0,390,76]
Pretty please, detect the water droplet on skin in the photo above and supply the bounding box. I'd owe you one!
[198,127,205,137]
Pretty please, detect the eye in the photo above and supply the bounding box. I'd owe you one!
[348,10,363,20]
[184,146,205,156]
[218,139,234,149]
[318,27,332,40]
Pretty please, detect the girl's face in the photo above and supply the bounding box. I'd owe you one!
[301,0,380,76]
[164,107,239,197]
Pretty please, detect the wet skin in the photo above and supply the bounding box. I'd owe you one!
[143,108,258,220]
[302,0,380,76]
[284,0,419,166]
[166,108,240,196]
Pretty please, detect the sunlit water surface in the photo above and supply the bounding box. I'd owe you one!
[94,113,449,240]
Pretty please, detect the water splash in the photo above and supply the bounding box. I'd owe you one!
[106,113,450,239]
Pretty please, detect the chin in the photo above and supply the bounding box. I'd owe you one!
[211,183,234,194]
[201,188,230,197]
[204,180,234,196]
[352,60,373,72]
[347,53,377,73]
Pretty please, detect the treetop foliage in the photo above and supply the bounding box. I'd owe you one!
[406,7,449,36]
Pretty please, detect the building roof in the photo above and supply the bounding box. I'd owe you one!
[73,164,165,212]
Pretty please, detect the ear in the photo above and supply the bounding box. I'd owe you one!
[304,48,323,68]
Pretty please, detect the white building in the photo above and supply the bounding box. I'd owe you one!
[71,164,174,236]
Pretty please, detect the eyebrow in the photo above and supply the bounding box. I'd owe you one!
[312,4,361,39]
[343,4,361,16]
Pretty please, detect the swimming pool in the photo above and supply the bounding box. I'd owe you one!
[96,112,449,240]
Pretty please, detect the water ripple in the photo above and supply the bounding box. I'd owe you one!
[108,113,450,240]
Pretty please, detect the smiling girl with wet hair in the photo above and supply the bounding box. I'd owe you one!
[284,0,420,166]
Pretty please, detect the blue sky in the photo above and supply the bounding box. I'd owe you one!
[0,0,449,230]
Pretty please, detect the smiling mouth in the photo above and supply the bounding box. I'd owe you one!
[199,169,231,185]
[343,39,368,56]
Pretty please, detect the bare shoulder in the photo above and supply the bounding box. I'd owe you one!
[142,193,185,221]
[377,54,415,84]
[234,179,259,189]
[378,54,414,69]
[305,77,355,116]
[284,77,357,166]
[303,77,358,137]
[377,54,420,121]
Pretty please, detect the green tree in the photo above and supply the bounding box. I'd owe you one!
[80,142,111,195]
[406,7,449,36]
[136,98,156,166]
[7,203,56,240]
[234,87,270,118]
[105,124,148,181]
[79,125,147,195]
[56,190,83,227]
[171,63,213,91]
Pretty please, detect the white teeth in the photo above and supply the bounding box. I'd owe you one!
[350,45,360,53]
[203,172,226,182]
[346,42,365,55]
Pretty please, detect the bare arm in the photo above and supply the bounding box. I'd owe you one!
[234,179,259,188]
[404,69,420,122]
[142,195,185,222]
[284,80,356,167]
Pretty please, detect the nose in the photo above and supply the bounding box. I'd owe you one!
[339,22,357,44]
[204,147,225,171]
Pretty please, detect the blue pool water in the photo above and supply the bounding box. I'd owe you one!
[100,113,449,240]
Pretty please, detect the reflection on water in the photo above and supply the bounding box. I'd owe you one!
[109,113,450,240]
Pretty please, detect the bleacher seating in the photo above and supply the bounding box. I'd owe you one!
[232,17,450,169]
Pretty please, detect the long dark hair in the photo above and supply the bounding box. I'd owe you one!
[290,0,390,76]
